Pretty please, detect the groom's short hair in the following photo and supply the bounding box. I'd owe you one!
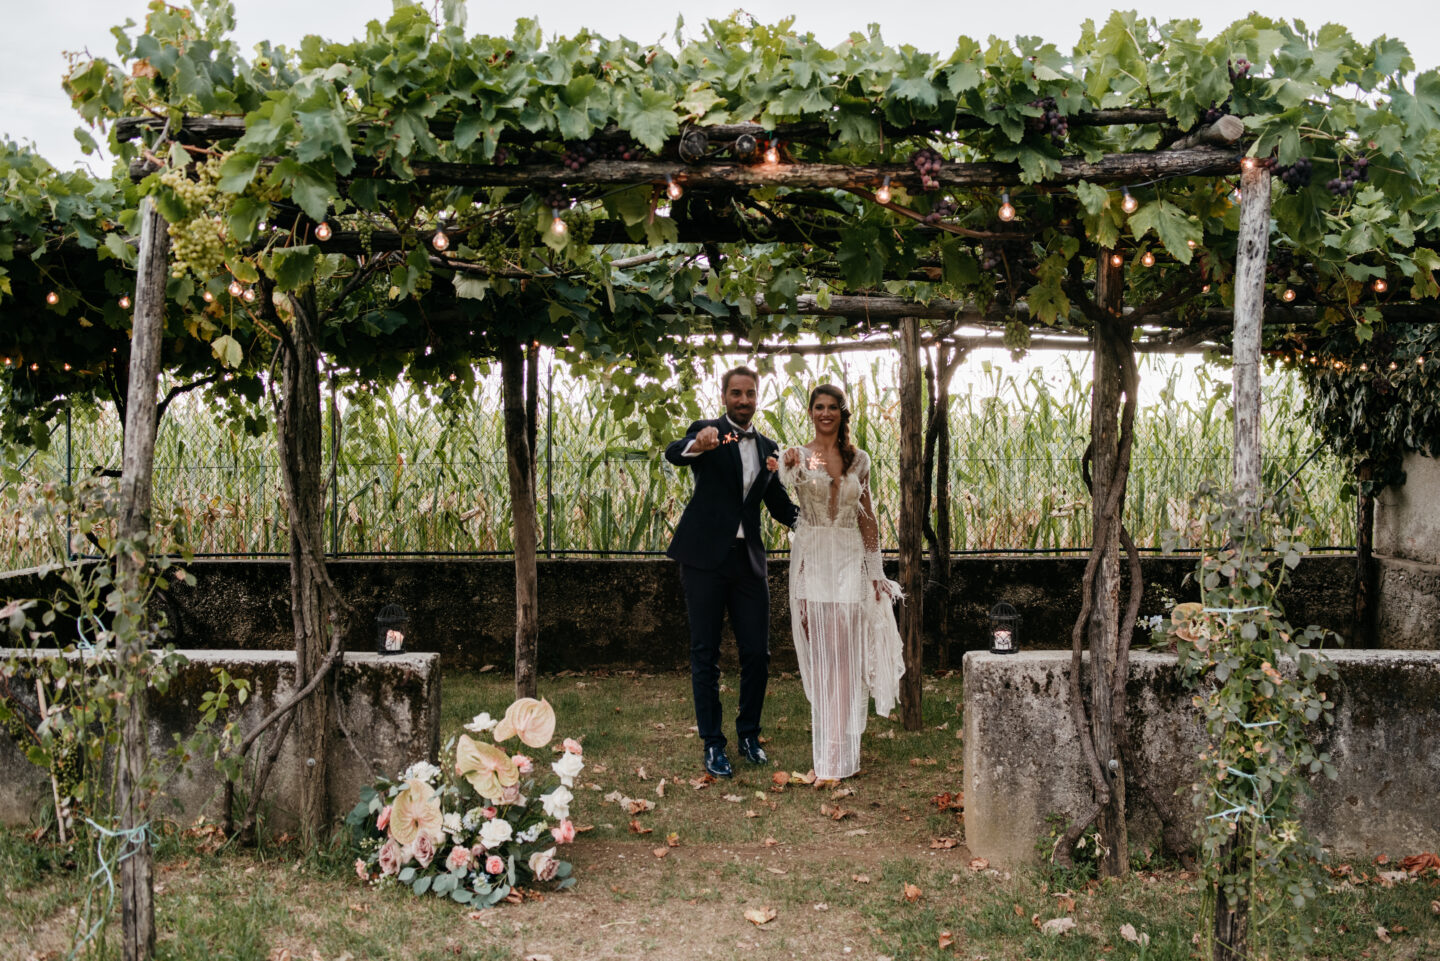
[721,365,759,393]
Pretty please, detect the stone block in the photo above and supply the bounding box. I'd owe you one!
[1375,452,1440,566]
[0,650,440,831]
[963,649,1440,867]
[1373,556,1440,650]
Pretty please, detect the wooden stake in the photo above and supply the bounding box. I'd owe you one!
[34,679,67,846]
[1232,162,1270,506]
[897,317,925,730]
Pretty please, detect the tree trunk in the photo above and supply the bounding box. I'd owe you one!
[1354,461,1375,647]
[113,195,168,961]
[502,337,540,699]
[922,346,960,670]
[898,317,926,729]
[1215,157,1271,961]
[275,287,333,841]
[1088,258,1130,878]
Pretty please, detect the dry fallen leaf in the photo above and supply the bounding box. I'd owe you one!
[938,931,955,950]
[625,798,656,815]
[722,794,744,803]
[744,907,778,926]
[763,836,779,847]
[690,775,715,790]
[656,779,666,798]
[1041,917,1077,936]
[1375,926,1392,944]
[792,770,818,785]
[930,837,959,850]
[1375,854,1390,865]
[1431,899,1440,914]
[772,771,791,788]
[666,832,681,847]
[819,804,853,821]
[830,787,855,800]
[628,819,653,835]
[766,866,788,875]
[844,828,869,836]
[1055,894,1077,913]
[852,874,871,884]
[1013,903,1024,917]
[651,847,669,859]
[969,857,990,872]
[902,883,923,903]
[636,766,649,780]
[1402,852,1440,874]
[745,809,760,818]
[1119,923,1150,946]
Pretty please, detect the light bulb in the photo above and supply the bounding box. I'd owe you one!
[46,291,59,305]
[228,280,243,297]
[1110,253,1125,268]
[874,175,892,204]
[1360,363,1369,371]
[1241,157,1257,171]
[1282,288,1296,302]
[1372,278,1388,293]
[764,141,780,164]
[30,363,39,371]
[998,192,1016,222]
[432,229,450,252]
[63,363,71,371]
[203,290,215,303]
[666,175,683,200]
[119,295,131,309]
[1418,356,1426,366]
[1141,251,1155,267]
[550,209,567,237]
[1121,189,1138,214]
[1390,362,1398,370]
[314,222,332,241]
[1202,284,1211,293]
[1230,187,1242,205]
[1187,239,1197,249]
[242,287,256,303]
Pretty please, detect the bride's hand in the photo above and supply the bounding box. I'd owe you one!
[783,447,801,468]
[765,455,778,471]
[872,579,882,601]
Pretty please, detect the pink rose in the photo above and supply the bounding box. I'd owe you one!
[499,784,523,805]
[413,832,436,868]
[563,738,583,755]
[512,754,534,775]
[378,838,403,876]
[482,806,498,820]
[551,819,576,844]
[485,855,504,875]
[471,843,486,861]
[527,847,559,882]
[355,857,370,881]
[445,845,472,873]
[376,805,391,830]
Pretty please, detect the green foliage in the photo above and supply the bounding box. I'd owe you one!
[1161,485,1338,956]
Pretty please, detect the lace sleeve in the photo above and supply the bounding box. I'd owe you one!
[856,451,902,600]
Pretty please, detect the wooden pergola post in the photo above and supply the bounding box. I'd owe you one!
[114,195,168,961]
[898,316,925,730]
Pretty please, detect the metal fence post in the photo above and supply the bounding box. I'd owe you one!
[545,353,554,558]
[329,376,339,555]
[65,403,74,559]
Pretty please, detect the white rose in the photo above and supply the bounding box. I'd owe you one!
[402,760,442,784]
[464,712,498,735]
[552,752,585,787]
[478,818,514,849]
[540,786,572,821]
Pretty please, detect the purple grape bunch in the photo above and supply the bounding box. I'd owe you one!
[1325,157,1370,196]
[1026,97,1069,145]
[1228,58,1252,82]
[1201,96,1233,126]
[561,141,598,171]
[923,197,958,225]
[911,148,943,191]
[1276,157,1313,190]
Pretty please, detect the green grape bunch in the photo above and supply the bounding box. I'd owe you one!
[160,155,233,281]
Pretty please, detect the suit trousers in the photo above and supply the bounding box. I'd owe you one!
[680,540,770,750]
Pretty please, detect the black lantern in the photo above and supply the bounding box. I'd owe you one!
[989,602,1020,654]
[376,604,409,655]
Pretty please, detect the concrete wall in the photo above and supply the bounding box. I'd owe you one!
[962,650,1440,867]
[1373,452,1440,650]
[0,650,440,831]
[1,555,1358,671]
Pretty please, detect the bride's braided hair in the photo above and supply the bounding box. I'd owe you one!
[810,383,857,475]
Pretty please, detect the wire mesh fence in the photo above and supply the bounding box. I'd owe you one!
[0,354,1356,569]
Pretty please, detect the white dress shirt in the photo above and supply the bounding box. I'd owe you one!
[683,416,760,538]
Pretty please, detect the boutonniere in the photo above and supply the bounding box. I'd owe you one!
[722,431,739,445]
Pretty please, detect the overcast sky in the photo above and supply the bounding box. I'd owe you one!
[2,0,1437,173]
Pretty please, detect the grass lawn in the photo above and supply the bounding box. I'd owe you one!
[4,670,1437,960]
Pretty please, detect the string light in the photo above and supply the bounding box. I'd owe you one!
[30,363,39,371]
[1121,188,1138,214]
[46,291,59,305]
[874,175,892,204]
[763,140,780,165]
[228,280,243,297]
[1418,356,1426,366]
[1389,362,1398,370]
[431,229,450,252]
[666,175,683,201]
[1202,284,1211,293]
[998,192,1016,222]
[1282,288,1296,302]
[203,290,215,303]
[1241,157,1257,171]
[63,363,71,371]
[550,209,567,237]
[242,287,256,303]
[1109,252,1125,268]
[1360,363,1368,371]
[119,295,131,309]
[1141,250,1156,267]
[1187,239,1198,249]
[1372,278,1388,293]
[314,222,332,241]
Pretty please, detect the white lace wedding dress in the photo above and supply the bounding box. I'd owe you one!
[779,446,905,780]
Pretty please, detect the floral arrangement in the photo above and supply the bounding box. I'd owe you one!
[347,697,584,906]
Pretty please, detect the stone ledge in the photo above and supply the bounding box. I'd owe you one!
[1374,556,1440,650]
[0,649,441,831]
[962,649,1440,867]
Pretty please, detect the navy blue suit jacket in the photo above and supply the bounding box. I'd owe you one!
[664,417,800,577]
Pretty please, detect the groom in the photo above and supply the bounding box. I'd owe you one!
[665,366,799,778]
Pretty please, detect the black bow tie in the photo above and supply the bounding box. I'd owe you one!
[733,429,756,440]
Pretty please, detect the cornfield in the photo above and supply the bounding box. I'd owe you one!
[0,352,1354,569]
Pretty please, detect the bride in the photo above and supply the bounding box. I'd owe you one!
[772,384,905,781]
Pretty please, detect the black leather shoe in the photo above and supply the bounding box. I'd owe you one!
[704,746,733,778]
[738,736,769,766]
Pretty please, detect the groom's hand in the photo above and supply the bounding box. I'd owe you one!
[783,448,801,468]
[693,426,720,451]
